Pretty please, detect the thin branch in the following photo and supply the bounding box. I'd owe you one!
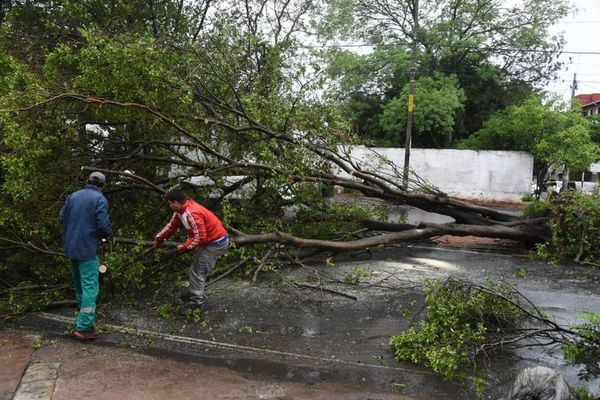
[0,238,64,257]
[80,166,166,194]
[294,282,358,300]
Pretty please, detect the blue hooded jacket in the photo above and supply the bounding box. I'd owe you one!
[60,184,112,260]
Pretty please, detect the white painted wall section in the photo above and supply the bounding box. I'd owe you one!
[343,147,534,201]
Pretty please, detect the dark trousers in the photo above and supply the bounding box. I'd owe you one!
[189,240,229,305]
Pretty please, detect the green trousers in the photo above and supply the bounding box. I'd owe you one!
[71,256,99,332]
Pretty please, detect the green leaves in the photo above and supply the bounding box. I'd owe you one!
[536,124,600,174]
[542,190,600,265]
[390,278,525,381]
[563,312,600,380]
[380,74,465,147]
[461,95,599,180]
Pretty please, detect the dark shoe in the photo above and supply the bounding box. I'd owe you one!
[74,328,99,341]
[178,304,203,317]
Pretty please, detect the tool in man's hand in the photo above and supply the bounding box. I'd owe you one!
[99,238,110,274]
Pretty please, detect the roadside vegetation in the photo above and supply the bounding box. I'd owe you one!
[391,277,600,394]
[523,190,600,266]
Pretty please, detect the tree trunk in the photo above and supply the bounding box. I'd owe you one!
[112,218,547,252]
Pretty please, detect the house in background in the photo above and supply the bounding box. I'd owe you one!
[575,93,600,116]
[565,93,600,190]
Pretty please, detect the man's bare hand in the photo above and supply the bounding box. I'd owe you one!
[176,244,185,253]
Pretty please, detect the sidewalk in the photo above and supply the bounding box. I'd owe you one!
[0,328,414,400]
[0,331,35,400]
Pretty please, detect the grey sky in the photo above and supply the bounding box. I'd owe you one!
[547,0,600,100]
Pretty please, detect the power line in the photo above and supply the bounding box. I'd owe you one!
[556,72,600,76]
[559,50,600,55]
[561,62,600,66]
[555,20,600,24]
[311,43,600,55]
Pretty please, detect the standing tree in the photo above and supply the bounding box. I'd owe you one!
[320,0,570,147]
[460,95,600,195]
[379,73,465,148]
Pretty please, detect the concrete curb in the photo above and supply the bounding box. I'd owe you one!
[13,362,60,400]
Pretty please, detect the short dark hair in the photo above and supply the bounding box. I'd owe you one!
[165,189,187,204]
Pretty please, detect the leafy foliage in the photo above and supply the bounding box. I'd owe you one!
[460,95,600,192]
[572,385,598,400]
[321,0,568,147]
[522,198,550,218]
[563,312,600,381]
[390,278,525,381]
[537,190,600,265]
[392,277,600,388]
[380,74,465,147]
[0,0,389,312]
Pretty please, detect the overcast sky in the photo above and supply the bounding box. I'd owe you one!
[546,0,600,101]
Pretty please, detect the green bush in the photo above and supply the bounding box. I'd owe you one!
[521,193,535,202]
[523,198,550,218]
[544,190,600,264]
[572,385,597,400]
[563,312,600,381]
[390,278,526,381]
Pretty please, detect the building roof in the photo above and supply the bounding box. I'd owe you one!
[575,93,600,107]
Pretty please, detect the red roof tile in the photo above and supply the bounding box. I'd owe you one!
[576,93,600,106]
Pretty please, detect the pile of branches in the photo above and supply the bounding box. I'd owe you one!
[391,277,599,382]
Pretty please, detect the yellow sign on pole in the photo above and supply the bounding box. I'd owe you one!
[408,95,414,112]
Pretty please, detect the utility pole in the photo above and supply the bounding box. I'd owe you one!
[562,72,577,191]
[402,0,418,190]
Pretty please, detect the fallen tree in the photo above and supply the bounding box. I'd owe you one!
[0,87,582,267]
[1,13,598,314]
[0,10,552,258]
[3,92,549,248]
[110,217,545,251]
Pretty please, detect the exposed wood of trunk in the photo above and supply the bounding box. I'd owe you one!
[361,220,424,232]
[313,172,519,225]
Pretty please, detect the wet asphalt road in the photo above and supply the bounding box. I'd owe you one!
[16,245,600,399]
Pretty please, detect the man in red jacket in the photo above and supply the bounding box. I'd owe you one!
[154,189,229,315]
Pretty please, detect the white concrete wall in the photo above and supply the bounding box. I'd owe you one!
[342,147,534,202]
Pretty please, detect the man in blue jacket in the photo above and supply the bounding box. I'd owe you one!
[60,171,112,340]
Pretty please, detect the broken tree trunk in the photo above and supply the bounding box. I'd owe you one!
[112,217,546,252]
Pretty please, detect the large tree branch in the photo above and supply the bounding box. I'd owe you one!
[7,93,521,226]
[112,218,545,252]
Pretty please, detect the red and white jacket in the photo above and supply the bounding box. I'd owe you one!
[155,199,227,250]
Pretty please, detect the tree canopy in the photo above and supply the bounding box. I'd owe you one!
[379,74,465,148]
[460,95,600,189]
[321,0,570,147]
